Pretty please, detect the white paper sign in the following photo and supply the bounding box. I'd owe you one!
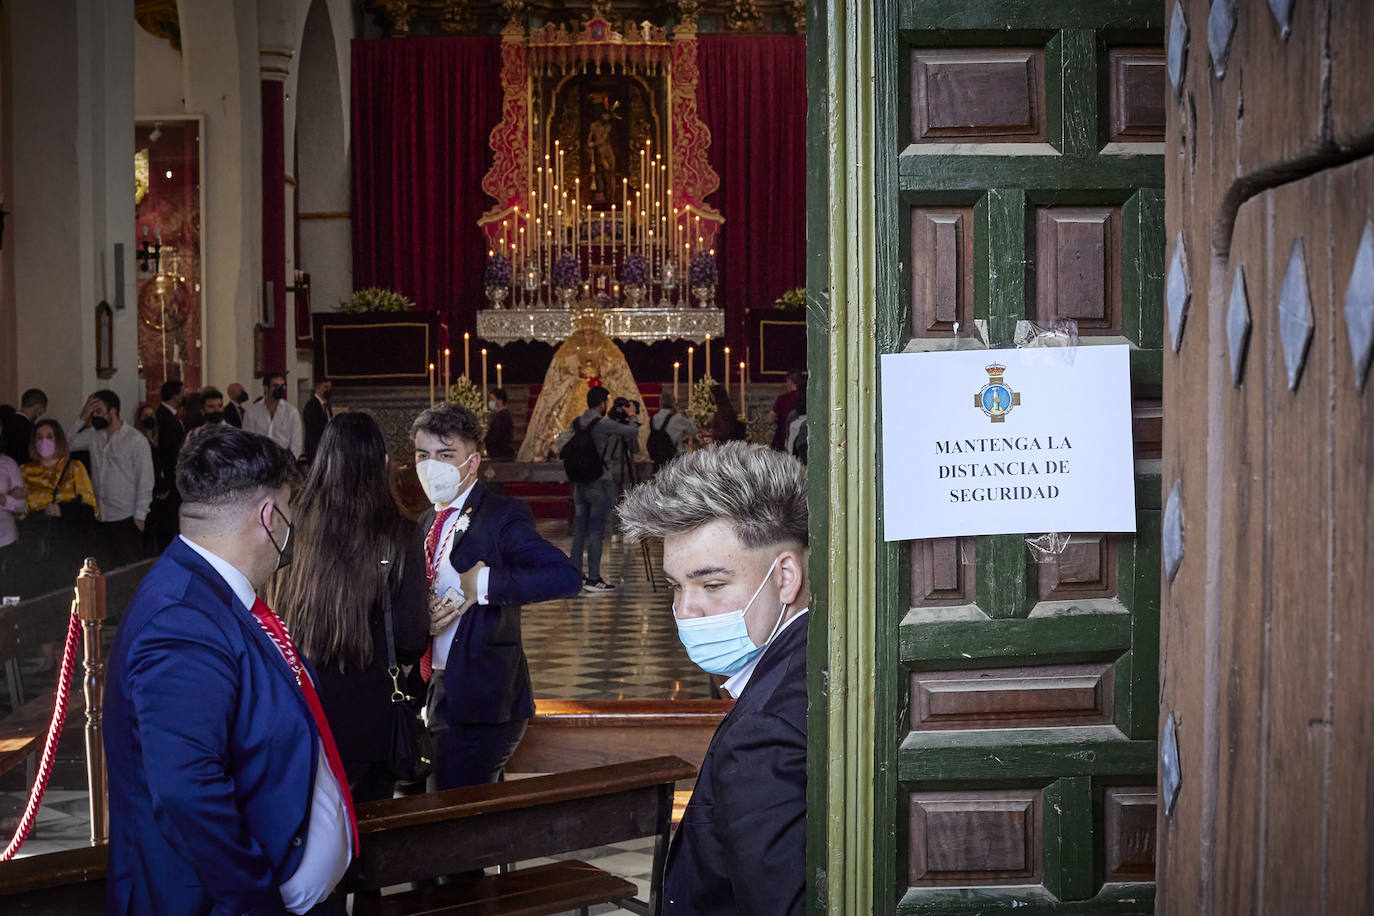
[880,345,1137,541]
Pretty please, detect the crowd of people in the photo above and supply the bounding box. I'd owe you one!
[0,372,335,600]
[4,368,811,914]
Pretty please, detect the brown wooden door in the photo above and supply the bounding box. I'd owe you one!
[1158,1,1374,911]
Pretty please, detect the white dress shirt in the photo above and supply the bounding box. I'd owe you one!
[427,478,493,671]
[179,536,351,912]
[69,422,154,523]
[721,607,809,700]
[243,399,304,458]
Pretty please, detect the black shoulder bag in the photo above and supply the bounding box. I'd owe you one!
[381,551,434,783]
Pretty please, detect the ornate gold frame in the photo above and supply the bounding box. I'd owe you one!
[477,16,723,248]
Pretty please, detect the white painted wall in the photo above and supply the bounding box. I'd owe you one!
[8,0,136,420]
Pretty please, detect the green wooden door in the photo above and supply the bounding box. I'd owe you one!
[808,0,1166,912]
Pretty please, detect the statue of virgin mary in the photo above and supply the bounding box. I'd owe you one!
[516,313,650,462]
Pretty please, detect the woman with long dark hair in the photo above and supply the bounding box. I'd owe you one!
[703,383,745,444]
[269,411,428,802]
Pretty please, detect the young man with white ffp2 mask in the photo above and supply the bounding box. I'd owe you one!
[618,441,809,916]
[409,404,581,793]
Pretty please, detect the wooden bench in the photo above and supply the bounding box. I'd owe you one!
[0,560,151,783]
[352,755,696,916]
[0,756,696,915]
[507,700,731,778]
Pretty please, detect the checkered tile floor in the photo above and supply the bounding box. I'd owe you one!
[524,519,714,702]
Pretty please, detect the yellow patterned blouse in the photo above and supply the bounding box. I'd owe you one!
[22,460,99,517]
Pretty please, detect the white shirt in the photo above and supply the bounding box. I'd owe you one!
[69,422,154,522]
[721,607,809,700]
[178,536,351,912]
[426,478,493,670]
[243,399,304,457]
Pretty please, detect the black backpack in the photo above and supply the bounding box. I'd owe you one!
[561,417,605,483]
[646,410,677,465]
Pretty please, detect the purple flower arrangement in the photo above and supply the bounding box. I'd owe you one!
[484,251,512,288]
[552,251,581,290]
[621,252,649,287]
[690,251,717,288]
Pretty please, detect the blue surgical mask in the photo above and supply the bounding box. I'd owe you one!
[674,556,788,676]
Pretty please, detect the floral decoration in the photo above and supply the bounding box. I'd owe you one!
[688,374,717,427]
[689,251,717,288]
[446,375,490,434]
[484,252,513,288]
[341,287,416,314]
[552,251,581,291]
[774,287,805,310]
[621,252,650,287]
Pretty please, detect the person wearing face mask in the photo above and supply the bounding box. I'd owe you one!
[18,419,98,601]
[244,371,305,458]
[72,389,154,569]
[300,378,334,465]
[200,387,228,427]
[483,388,515,461]
[409,403,581,793]
[618,442,810,916]
[106,425,358,915]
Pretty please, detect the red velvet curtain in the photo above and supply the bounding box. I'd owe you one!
[351,38,503,335]
[696,36,807,354]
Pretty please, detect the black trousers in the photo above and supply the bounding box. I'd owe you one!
[97,518,144,571]
[423,675,528,791]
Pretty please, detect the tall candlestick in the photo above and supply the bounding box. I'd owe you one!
[739,362,747,417]
[481,348,488,404]
[705,334,712,381]
[687,346,694,386]
[463,333,470,380]
[428,363,436,406]
[496,363,503,389]
[673,361,680,401]
[724,347,730,387]
[443,347,451,391]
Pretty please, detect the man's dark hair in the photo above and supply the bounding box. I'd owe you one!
[92,389,121,416]
[160,379,184,402]
[786,369,806,387]
[262,371,286,386]
[491,388,507,405]
[202,386,224,402]
[176,425,300,505]
[20,388,47,410]
[587,386,609,409]
[410,402,482,448]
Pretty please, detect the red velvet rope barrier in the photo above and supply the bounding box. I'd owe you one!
[0,608,82,861]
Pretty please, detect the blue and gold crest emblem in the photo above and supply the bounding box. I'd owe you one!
[974,363,1021,423]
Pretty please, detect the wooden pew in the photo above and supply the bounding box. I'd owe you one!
[0,756,696,915]
[506,700,731,778]
[352,755,696,916]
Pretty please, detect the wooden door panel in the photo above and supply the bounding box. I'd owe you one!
[885,3,1163,911]
[1159,0,1374,909]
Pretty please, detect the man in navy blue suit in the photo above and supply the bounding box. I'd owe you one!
[410,403,581,790]
[105,425,356,915]
[619,442,811,915]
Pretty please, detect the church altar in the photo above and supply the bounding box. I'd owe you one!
[476,306,723,345]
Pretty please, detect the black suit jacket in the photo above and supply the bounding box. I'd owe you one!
[485,408,515,460]
[1,411,32,464]
[663,613,808,915]
[154,404,185,498]
[223,401,245,428]
[419,482,581,724]
[301,396,330,462]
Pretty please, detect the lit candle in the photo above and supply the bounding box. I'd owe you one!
[444,347,451,390]
[687,346,694,386]
[497,363,503,388]
[481,348,488,404]
[463,333,470,380]
[428,363,436,406]
[705,333,712,381]
[673,361,680,401]
[739,361,747,417]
